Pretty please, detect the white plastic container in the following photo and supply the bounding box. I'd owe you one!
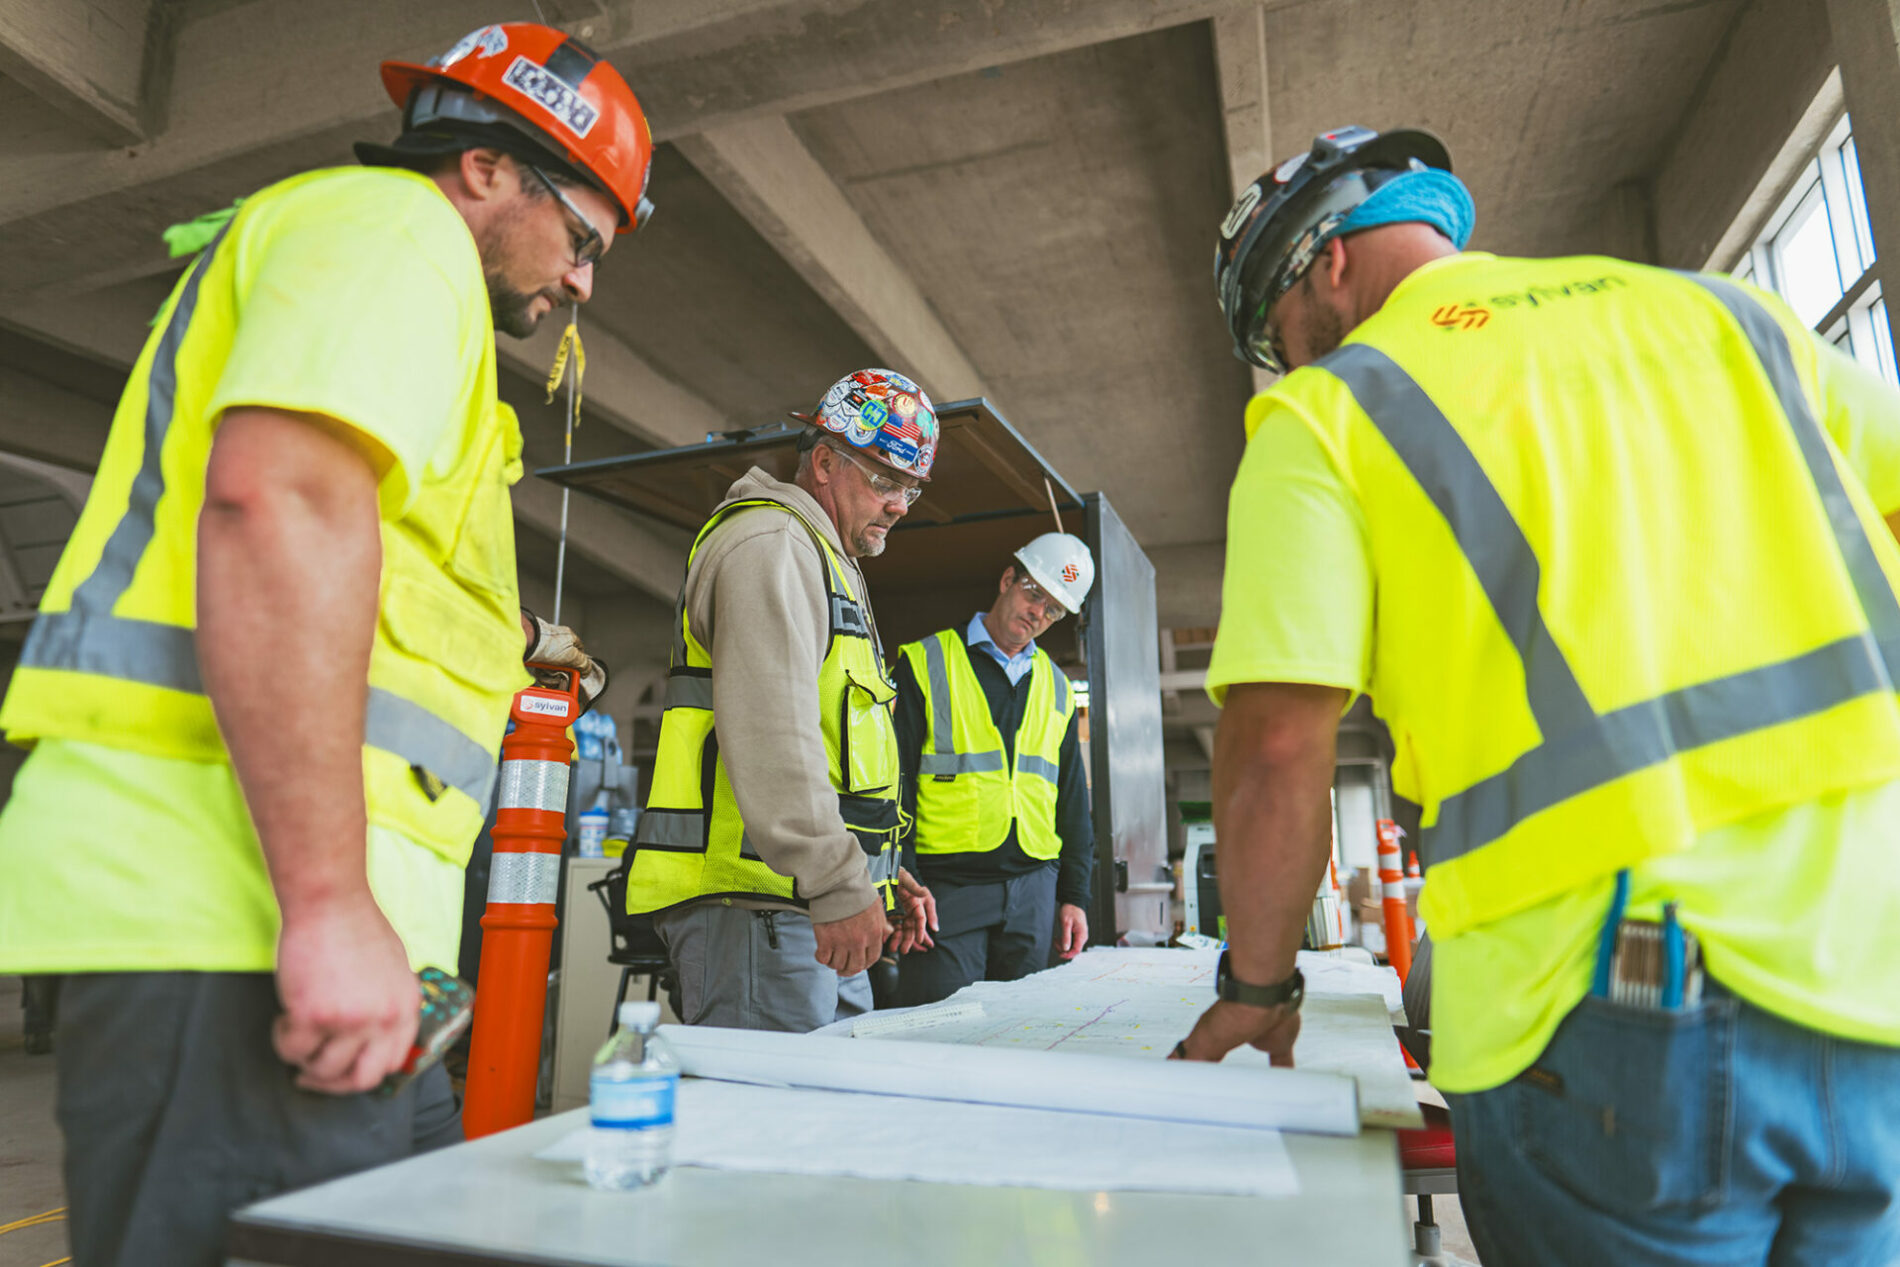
[584,1001,678,1190]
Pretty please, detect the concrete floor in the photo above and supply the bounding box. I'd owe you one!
[0,976,67,1267]
[0,974,1480,1266]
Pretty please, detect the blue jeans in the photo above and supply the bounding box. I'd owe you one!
[1449,980,1900,1266]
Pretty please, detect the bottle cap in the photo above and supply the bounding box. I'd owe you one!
[618,1001,661,1029]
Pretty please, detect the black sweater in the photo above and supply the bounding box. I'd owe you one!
[892,629,1095,907]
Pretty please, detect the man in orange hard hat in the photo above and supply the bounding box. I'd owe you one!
[0,23,649,1265]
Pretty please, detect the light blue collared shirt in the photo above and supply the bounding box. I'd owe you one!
[966,611,1036,686]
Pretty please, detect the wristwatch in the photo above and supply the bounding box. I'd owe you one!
[1216,951,1305,1011]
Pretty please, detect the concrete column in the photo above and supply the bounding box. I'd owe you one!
[1830,0,1900,366]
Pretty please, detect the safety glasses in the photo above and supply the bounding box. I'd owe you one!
[1015,575,1066,620]
[825,442,924,506]
[526,163,607,271]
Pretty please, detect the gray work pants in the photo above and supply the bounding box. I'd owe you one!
[52,972,461,1267]
[654,902,872,1032]
[897,866,1058,1007]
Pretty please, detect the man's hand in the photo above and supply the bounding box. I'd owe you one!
[812,899,890,978]
[273,891,420,1094]
[1170,1000,1302,1067]
[522,610,609,708]
[887,868,938,954]
[1055,903,1089,959]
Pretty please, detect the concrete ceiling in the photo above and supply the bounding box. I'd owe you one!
[0,0,1820,690]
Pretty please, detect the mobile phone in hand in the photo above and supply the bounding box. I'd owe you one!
[377,966,475,1096]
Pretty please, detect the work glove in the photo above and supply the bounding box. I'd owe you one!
[521,609,609,710]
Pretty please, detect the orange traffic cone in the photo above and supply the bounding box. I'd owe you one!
[463,666,581,1138]
[1376,819,1415,982]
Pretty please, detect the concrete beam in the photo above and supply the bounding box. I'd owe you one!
[1652,0,1835,269]
[0,366,113,471]
[1211,6,1276,397]
[1149,540,1224,631]
[677,117,987,400]
[502,318,726,451]
[0,1,1279,288]
[4,280,724,464]
[1830,0,1900,370]
[510,474,686,606]
[0,0,162,145]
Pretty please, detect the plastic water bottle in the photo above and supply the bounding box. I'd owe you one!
[584,1001,678,1190]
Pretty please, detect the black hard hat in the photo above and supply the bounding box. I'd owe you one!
[1214,126,1451,372]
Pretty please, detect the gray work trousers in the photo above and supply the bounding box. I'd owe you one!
[52,972,462,1267]
[654,902,872,1032]
[897,866,1058,1007]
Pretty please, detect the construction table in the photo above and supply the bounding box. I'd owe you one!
[227,948,1416,1265]
[225,1104,1408,1266]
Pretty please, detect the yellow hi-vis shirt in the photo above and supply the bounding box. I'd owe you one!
[0,166,519,974]
[1209,251,1900,1093]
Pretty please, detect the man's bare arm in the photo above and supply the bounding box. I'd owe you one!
[199,406,417,1095]
[1176,681,1346,1065]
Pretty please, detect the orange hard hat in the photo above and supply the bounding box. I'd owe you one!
[376,23,653,233]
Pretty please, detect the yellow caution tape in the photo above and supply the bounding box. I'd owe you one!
[542,317,587,426]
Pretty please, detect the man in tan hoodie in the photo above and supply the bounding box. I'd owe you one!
[624,369,940,1031]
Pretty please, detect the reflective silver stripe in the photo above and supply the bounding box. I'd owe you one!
[497,758,569,812]
[831,594,868,638]
[663,672,713,710]
[486,851,561,905]
[21,609,498,803]
[364,688,497,805]
[867,844,899,887]
[635,809,706,849]
[1432,632,1890,853]
[1050,662,1070,714]
[20,226,231,682]
[20,610,202,692]
[1687,275,1900,655]
[67,224,232,621]
[922,634,957,765]
[919,750,1006,776]
[1318,279,1900,869]
[1018,753,1060,785]
[1321,342,1595,741]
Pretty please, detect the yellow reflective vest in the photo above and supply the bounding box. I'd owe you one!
[626,497,902,915]
[0,171,529,869]
[899,629,1074,860]
[1261,253,1900,940]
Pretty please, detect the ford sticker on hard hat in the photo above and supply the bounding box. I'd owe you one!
[503,56,599,137]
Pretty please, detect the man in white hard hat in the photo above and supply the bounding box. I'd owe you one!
[891,533,1096,1004]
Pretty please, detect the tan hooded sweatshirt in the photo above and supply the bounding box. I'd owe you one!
[678,466,884,923]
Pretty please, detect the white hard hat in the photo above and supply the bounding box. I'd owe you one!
[1014,532,1095,615]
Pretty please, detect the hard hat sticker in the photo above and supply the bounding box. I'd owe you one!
[503,56,599,138]
[434,25,508,70]
[1220,184,1262,239]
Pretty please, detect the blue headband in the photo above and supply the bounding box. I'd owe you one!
[1336,168,1475,249]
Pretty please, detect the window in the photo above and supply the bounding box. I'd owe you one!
[1734,115,1895,384]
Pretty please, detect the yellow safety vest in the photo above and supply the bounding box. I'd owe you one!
[1262,252,1900,940]
[626,497,902,915]
[900,629,1073,860]
[0,178,529,867]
